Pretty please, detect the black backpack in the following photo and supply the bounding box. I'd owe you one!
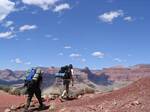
[59,66,71,79]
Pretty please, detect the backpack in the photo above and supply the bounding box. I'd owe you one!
[63,69,71,79]
[59,66,68,73]
[56,66,71,79]
[24,68,36,88]
[26,68,36,81]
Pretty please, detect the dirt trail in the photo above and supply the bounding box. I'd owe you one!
[0,91,25,111]
[56,77,150,112]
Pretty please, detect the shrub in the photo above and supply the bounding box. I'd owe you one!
[0,85,11,92]
[83,87,95,94]
[0,84,27,95]
[9,87,27,96]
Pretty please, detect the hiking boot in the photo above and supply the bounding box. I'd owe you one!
[66,95,69,99]
[59,96,66,102]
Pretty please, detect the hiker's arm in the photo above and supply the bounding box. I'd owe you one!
[71,69,74,86]
[72,77,74,86]
[23,72,28,87]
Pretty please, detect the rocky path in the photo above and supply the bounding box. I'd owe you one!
[0,91,25,112]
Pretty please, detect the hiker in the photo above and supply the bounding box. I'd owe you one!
[24,68,45,112]
[61,64,74,99]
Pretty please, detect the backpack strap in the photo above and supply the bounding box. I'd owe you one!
[32,68,42,81]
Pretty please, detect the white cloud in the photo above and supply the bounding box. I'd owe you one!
[114,58,122,62]
[114,58,127,63]
[70,53,81,58]
[124,16,133,22]
[3,20,13,27]
[53,3,70,12]
[0,31,15,39]
[25,62,31,65]
[10,26,15,31]
[98,10,124,23]
[22,0,59,10]
[0,0,15,21]
[14,58,22,64]
[19,25,37,32]
[64,46,72,49]
[16,6,27,12]
[11,58,32,65]
[92,51,105,58]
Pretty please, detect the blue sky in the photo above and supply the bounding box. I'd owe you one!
[0,0,150,70]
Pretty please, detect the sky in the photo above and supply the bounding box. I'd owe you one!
[0,0,150,70]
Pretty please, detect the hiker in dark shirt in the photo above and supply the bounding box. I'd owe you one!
[61,64,74,99]
[24,68,45,112]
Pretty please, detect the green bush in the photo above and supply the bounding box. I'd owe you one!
[83,87,95,94]
[9,87,27,96]
[0,84,27,95]
[0,85,11,92]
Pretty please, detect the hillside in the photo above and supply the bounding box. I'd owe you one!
[0,91,25,112]
[6,76,150,112]
[56,77,150,112]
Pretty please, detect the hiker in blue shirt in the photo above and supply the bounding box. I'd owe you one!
[24,68,45,112]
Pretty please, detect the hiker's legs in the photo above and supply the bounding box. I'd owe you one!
[35,87,43,106]
[25,89,34,109]
[62,80,70,98]
[61,89,66,98]
[66,82,69,97]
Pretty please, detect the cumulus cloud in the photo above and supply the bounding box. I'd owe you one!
[124,16,133,22]
[19,25,37,32]
[0,0,15,21]
[11,58,32,65]
[114,58,122,62]
[25,62,31,65]
[10,26,15,31]
[64,46,72,49]
[92,51,105,58]
[11,58,23,64]
[114,58,127,62]
[70,53,81,58]
[22,0,59,10]
[53,3,70,12]
[0,31,15,39]
[98,10,124,23]
[3,20,14,27]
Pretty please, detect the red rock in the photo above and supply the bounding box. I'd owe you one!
[56,77,150,112]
